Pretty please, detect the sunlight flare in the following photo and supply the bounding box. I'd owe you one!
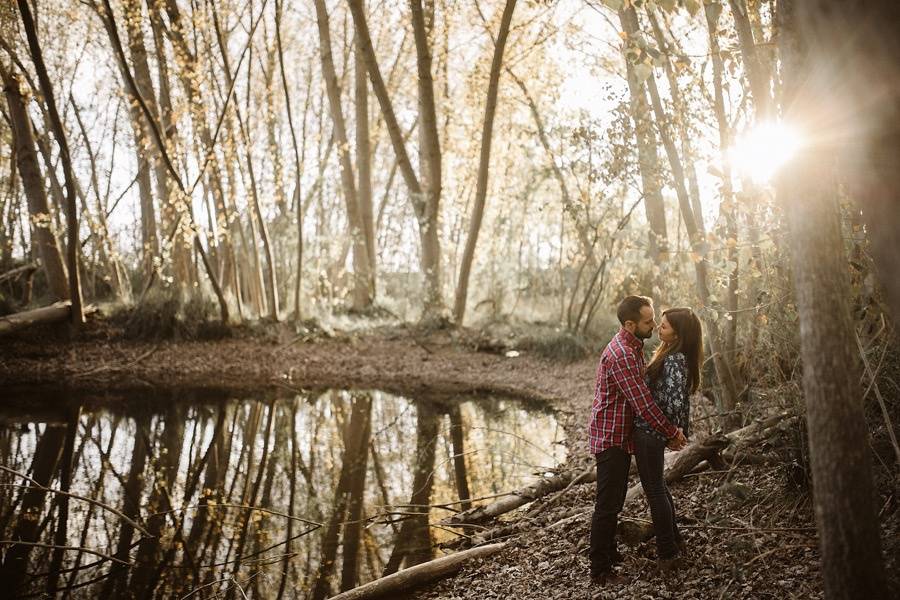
[728,121,804,184]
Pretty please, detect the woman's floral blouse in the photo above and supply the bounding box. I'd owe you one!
[634,352,691,442]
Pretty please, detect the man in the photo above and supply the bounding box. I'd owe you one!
[588,295,687,585]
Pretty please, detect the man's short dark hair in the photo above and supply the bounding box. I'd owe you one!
[617,295,652,326]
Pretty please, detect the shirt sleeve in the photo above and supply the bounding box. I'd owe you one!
[610,350,678,439]
[662,353,690,437]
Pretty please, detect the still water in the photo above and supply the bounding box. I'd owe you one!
[0,388,565,598]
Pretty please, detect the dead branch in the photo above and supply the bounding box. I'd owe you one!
[0,261,39,283]
[0,466,152,537]
[0,540,132,566]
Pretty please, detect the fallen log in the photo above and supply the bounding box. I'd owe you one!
[328,542,505,600]
[441,469,587,526]
[0,301,71,336]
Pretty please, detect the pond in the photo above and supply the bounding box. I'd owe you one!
[0,388,566,599]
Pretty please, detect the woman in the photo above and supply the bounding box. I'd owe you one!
[633,307,703,572]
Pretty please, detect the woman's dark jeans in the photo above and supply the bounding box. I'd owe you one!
[633,428,683,559]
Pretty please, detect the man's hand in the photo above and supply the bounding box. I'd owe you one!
[667,428,687,451]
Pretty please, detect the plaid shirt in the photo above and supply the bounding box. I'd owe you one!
[588,328,678,454]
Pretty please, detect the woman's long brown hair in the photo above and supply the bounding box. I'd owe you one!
[646,307,703,394]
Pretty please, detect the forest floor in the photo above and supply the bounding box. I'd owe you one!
[1,316,898,599]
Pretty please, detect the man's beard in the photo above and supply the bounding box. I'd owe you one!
[635,329,654,340]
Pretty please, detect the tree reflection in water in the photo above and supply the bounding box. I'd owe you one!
[0,389,565,598]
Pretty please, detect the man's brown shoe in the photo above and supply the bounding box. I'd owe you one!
[658,555,684,574]
[591,571,629,586]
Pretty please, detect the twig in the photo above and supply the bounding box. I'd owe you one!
[0,467,152,537]
[68,344,160,379]
[148,502,322,527]
[856,332,900,469]
[744,543,816,566]
[0,540,132,566]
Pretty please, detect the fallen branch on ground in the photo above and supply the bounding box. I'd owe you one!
[328,543,505,600]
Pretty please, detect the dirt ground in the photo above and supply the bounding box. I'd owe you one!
[1,319,897,599]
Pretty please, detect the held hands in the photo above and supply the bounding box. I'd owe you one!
[667,428,688,451]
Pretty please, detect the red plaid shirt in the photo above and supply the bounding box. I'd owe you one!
[588,328,678,454]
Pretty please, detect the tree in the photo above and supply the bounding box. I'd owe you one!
[453,0,517,324]
[314,0,374,311]
[777,1,889,597]
[0,63,69,301]
[16,0,84,325]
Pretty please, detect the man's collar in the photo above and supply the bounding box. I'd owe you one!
[618,327,644,351]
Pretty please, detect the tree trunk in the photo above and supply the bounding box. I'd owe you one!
[120,0,160,274]
[448,405,472,512]
[356,28,377,301]
[0,65,69,301]
[348,0,445,318]
[313,0,373,311]
[617,7,668,261]
[311,393,372,600]
[341,394,373,591]
[410,0,445,319]
[453,0,517,324]
[17,0,84,327]
[624,5,740,423]
[776,2,890,598]
[727,0,771,117]
[383,401,439,575]
[0,422,66,593]
[704,2,742,425]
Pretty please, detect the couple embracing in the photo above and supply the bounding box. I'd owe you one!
[587,295,702,585]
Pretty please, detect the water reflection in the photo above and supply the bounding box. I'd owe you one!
[0,389,565,598]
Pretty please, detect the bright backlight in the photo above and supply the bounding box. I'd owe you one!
[728,121,803,184]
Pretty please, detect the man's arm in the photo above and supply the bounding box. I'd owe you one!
[609,351,679,440]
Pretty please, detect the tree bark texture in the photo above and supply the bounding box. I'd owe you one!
[776,2,891,598]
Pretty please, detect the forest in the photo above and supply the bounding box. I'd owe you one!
[0,0,897,598]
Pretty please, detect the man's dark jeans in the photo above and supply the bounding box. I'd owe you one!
[589,446,630,575]
[633,428,682,560]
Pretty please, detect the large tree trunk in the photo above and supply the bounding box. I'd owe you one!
[776,2,891,598]
[0,65,69,301]
[789,1,900,326]
[453,0,517,324]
